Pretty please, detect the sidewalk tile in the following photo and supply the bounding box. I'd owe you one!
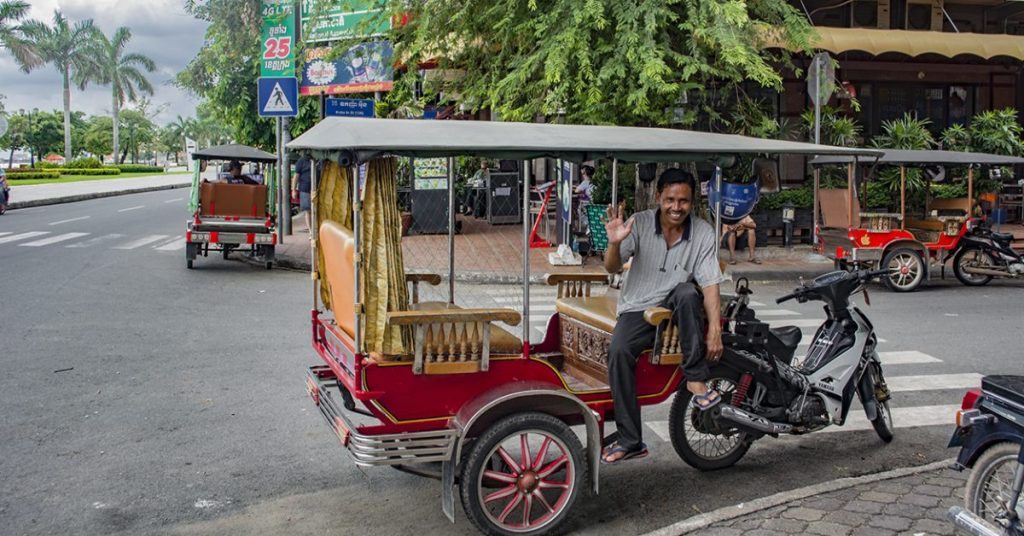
[781,507,825,522]
[805,521,853,535]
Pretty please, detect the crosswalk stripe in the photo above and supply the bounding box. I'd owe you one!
[645,404,963,442]
[0,232,11,238]
[67,234,124,248]
[0,231,49,244]
[756,309,800,317]
[48,216,90,226]
[886,373,982,392]
[113,234,168,250]
[878,351,942,365]
[117,205,145,213]
[20,232,90,247]
[749,300,765,307]
[154,236,185,251]
[782,318,828,328]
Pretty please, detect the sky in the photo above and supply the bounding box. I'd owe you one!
[0,0,210,125]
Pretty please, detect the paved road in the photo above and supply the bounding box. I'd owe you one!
[1,190,1021,535]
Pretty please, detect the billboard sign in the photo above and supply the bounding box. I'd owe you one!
[300,41,394,96]
[260,1,296,77]
[300,0,389,43]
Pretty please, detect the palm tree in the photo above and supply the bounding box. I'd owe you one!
[96,27,155,164]
[8,11,103,161]
[0,1,36,64]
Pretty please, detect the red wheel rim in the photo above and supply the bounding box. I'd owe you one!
[478,430,575,532]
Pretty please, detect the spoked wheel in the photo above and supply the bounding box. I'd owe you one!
[882,248,925,292]
[965,442,1024,529]
[460,412,586,536]
[865,363,894,442]
[953,248,995,286]
[669,366,753,471]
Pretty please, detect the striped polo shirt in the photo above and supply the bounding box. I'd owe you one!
[616,209,724,315]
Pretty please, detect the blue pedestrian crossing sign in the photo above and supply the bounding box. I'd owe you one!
[257,77,298,117]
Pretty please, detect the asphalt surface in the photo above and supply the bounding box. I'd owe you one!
[1,190,1022,535]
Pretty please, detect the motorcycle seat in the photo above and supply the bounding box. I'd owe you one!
[768,326,802,365]
[991,231,1014,243]
[982,375,1024,407]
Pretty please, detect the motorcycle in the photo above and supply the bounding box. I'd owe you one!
[0,171,9,215]
[953,217,1024,286]
[948,376,1024,536]
[671,269,895,471]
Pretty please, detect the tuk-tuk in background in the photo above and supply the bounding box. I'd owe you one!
[287,117,880,535]
[811,150,1024,292]
[187,144,279,269]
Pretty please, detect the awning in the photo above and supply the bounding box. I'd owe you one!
[287,117,882,164]
[811,149,1024,167]
[768,27,1024,59]
[191,144,277,163]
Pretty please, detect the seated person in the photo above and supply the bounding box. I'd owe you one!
[601,169,725,464]
[722,215,760,264]
[224,160,259,185]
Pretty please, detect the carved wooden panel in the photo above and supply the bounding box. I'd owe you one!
[559,314,611,380]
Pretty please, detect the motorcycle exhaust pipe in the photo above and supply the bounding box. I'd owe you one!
[962,266,1009,277]
[715,404,794,435]
[947,506,1002,536]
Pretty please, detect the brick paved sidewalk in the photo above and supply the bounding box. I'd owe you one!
[695,464,966,536]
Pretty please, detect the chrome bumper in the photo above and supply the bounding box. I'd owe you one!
[305,367,458,467]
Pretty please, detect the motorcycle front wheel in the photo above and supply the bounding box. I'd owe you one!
[668,366,753,471]
[965,442,1024,530]
[865,363,894,443]
[953,248,995,286]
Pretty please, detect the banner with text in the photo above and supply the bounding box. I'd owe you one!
[260,0,296,77]
[300,41,393,96]
[300,0,389,43]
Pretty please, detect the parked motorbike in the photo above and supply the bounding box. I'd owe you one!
[953,217,1024,286]
[948,376,1024,536]
[670,269,895,471]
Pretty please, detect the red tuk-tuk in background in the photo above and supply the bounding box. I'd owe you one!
[287,117,879,535]
[811,150,1024,292]
[187,144,279,269]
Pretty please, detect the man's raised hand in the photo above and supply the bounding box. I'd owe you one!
[605,203,633,245]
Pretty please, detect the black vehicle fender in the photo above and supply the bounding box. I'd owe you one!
[954,423,1024,469]
[857,365,878,422]
[450,381,601,495]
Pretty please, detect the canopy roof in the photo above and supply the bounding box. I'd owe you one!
[765,27,1024,59]
[192,143,277,163]
[287,117,882,164]
[811,149,1024,167]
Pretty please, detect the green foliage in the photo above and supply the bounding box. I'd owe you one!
[387,0,813,126]
[758,187,813,210]
[799,106,863,147]
[65,156,103,169]
[5,169,60,179]
[60,167,120,176]
[872,113,935,202]
[969,109,1024,156]
[930,182,968,199]
[35,161,61,169]
[113,164,162,173]
[83,115,113,159]
[940,123,970,152]
[591,161,636,211]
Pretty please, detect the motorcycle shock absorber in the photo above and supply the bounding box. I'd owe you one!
[732,373,753,406]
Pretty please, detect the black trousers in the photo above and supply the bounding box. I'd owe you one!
[608,283,708,450]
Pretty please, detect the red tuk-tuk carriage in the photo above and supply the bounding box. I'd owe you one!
[186,144,279,269]
[811,150,1024,292]
[288,118,879,535]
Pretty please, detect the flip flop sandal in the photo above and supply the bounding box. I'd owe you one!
[690,390,722,412]
[749,258,762,264]
[728,259,737,265]
[600,442,649,465]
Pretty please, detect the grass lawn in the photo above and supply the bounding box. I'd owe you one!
[10,170,191,186]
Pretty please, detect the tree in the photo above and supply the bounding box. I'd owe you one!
[118,108,156,164]
[7,11,103,161]
[82,116,113,160]
[94,27,156,165]
[0,1,31,56]
[25,110,64,164]
[1,113,27,167]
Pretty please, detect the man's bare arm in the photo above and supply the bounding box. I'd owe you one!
[604,242,623,273]
[702,283,723,361]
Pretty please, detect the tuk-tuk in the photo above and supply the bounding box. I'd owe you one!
[187,144,279,269]
[811,149,1024,292]
[287,117,879,535]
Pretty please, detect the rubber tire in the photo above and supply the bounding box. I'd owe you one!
[222,246,231,260]
[459,412,587,536]
[865,363,894,443]
[953,248,994,287]
[964,442,1022,526]
[668,365,753,471]
[882,248,925,292]
[186,243,197,269]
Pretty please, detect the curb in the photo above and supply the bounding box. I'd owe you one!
[8,182,191,210]
[638,458,955,536]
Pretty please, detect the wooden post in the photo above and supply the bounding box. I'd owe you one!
[847,163,854,228]
[900,165,906,230]
[813,168,820,246]
[967,166,974,213]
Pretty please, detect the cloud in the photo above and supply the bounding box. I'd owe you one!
[1,0,210,125]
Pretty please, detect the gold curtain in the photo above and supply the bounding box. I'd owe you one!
[315,158,410,355]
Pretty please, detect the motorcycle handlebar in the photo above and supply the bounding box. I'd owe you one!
[776,292,799,304]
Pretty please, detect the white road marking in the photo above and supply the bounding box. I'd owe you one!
[0,231,49,244]
[878,350,942,365]
[48,216,90,226]
[20,232,89,247]
[748,300,766,307]
[113,234,168,250]
[886,373,983,392]
[117,205,145,213]
[154,236,185,251]
[756,309,800,316]
[67,234,124,248]
[645,404,963,443]
[164,198,183,204]
[0,232,10,238]
[781,318,828,328]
